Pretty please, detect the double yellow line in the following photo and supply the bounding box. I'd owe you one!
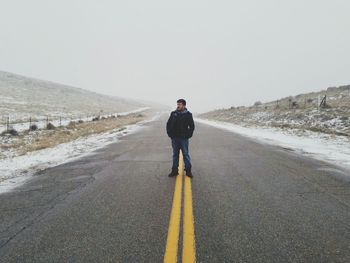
[164,151,196,263]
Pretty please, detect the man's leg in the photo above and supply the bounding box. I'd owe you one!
[180,139,193,177]
[169,138,180,176]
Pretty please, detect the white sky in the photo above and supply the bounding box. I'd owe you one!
[1,0,349,113]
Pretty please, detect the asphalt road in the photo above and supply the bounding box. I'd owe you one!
[1,114,350,262]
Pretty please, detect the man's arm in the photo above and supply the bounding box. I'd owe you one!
[188,113,195,138]
[166,113,173,138]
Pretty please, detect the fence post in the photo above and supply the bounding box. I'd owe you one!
[319,95,326,108]
[7,116,10,131]
[46,116,49,127]
[60,116,62,127]
[29,117,31,130]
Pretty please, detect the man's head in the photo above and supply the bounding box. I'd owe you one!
[176,99,186,111]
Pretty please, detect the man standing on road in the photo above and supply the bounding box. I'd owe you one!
[166,99,195,178]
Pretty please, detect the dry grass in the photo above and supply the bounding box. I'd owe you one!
[0,111,151,158]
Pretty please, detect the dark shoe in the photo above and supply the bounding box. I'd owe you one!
[185,168,193,178]
[168,168,178,177]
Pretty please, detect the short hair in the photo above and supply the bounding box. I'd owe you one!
[177,99,186,105]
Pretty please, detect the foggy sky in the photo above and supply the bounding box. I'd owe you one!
[1,1,349,113]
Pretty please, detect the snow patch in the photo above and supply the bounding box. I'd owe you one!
[196,118,350,172]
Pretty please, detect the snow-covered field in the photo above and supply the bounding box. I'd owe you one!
[196,118,350,172]
[0,113,161,194]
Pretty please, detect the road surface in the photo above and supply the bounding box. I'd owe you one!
[1,114,350,262]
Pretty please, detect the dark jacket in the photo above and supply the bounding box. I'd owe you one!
[166,108,195,139]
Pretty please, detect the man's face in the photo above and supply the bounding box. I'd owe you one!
[177,102,185,111]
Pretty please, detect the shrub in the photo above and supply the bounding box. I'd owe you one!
[1,128,19,136]
[30,124,38,131]
[46,122,56,130]
[67,121,76,129]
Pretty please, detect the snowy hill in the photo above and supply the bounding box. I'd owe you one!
[0,71,148,124]
[199,85,350,137]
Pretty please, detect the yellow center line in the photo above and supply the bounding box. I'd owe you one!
[182,162,196,263]
[164,151,183,263]
[164,151,196,263]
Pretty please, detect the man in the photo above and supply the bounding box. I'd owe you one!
[166,99,195,178]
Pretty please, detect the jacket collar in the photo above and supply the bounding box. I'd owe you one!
[176,107,188,114]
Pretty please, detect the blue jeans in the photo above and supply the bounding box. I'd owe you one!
[171,138,192,170]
